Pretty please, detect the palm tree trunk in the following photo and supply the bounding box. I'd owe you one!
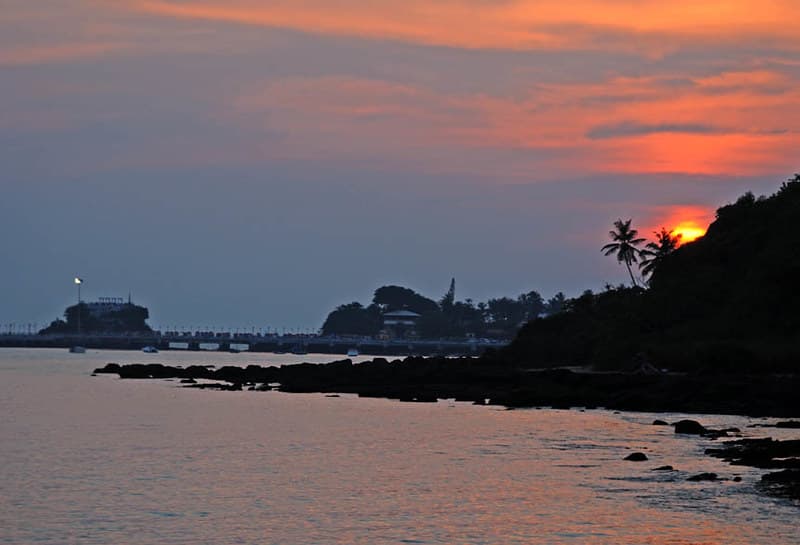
[626,262,638,287]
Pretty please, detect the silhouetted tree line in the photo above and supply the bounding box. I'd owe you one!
[40,303,152,334]
[321,281,567,338]
[497,174,800,373]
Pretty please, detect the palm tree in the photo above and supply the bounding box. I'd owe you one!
[639,228,681,281]
[601,219,646,286]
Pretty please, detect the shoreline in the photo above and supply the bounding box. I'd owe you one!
[93,357,800,503]
[94,356,800,418]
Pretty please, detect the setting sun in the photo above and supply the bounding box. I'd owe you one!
[672,222,706,244]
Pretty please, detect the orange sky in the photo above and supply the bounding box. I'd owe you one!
[131,1,800,51]
[6,1,798,183]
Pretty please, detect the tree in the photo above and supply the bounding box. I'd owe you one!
[602,219,646,287]
[639,228,681,281]
[372,285,439,315]
[517,290,545,320]
[546,292,566,314]
[321,302,381,336]
[440,278,456,312]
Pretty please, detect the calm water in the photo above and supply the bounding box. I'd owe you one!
[1,348,798,544]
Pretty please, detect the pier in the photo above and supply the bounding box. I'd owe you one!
[0,332,508,357]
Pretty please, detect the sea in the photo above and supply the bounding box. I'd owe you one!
[1,347,798,544]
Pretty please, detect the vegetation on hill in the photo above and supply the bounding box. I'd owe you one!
[500,174,800,373]
[40,302,152,334]
[321,281,566,338]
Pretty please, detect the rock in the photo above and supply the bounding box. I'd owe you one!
[93,363,121,374]
[674,419,707,435]
[652,465,674,471]
[652,419,669,426]
[775,421,800,429]
[761,469,800,483]
[733,476,742,482]
[180,378,196,384]
[687,472,718,482]
[624,452,648,461]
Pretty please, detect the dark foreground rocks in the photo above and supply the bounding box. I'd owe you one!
[94,357,800,417]
[674,419,707,435]
[624,452,648,461]
[703,436,800,500]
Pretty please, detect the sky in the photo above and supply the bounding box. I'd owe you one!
[1,1,798,332]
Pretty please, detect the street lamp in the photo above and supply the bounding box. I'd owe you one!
[74,277,83,335]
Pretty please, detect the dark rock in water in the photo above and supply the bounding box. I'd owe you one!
[758,470,800,499]
[652,419,669,426]
[93,363,121,374]
[652,465,674,471]
[624,452,648,461]
[706,438,800,469]
[775,421,800,429]
[325,394,340,398]
[687,472,718,482]
[674,419,707,435]
[733,476,742,482]
[761,469,800,483]
[180,378,196,384]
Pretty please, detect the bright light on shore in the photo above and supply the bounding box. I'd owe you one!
[74,277,83,285]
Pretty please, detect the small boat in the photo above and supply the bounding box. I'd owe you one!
[142,346,159,354]
[291,345,308,355]
[347,348,359,357]
[69,346,86,354]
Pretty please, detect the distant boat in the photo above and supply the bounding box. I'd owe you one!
[347,348,359,357]
[291,345,308,355]
[142,346,159,354]
[69,346,86,354]
[228,348,241,354]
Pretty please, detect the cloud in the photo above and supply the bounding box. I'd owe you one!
[129,0,800,53]
[586,122,719,139]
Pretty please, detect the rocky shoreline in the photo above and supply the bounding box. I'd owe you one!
[93,356,800,417]
[93,357,800,502]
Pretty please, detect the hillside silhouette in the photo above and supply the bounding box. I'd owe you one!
[502,174,800,372]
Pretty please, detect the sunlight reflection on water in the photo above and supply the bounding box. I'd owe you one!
[0,348,798,544]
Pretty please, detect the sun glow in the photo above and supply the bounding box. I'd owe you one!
[672,222,706,244]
